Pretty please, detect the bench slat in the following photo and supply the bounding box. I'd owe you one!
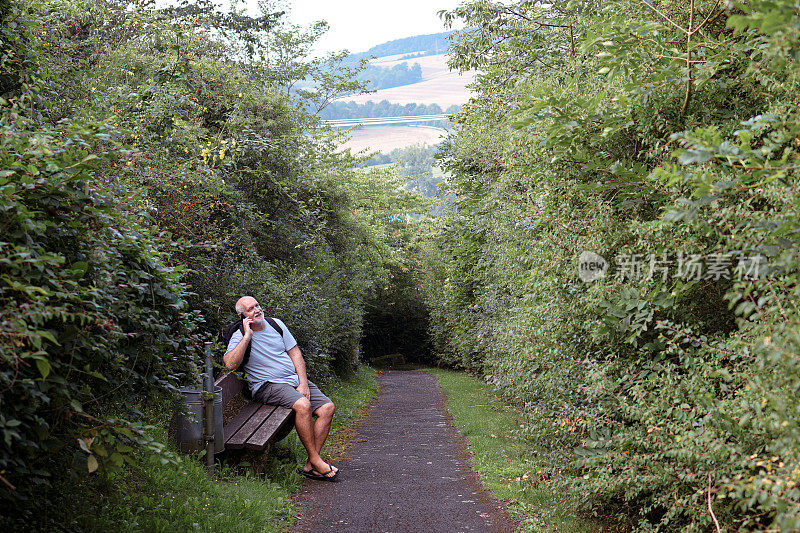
[213,370,297,454]
[226,404,277,449]
[245,407,294,450]
[222,402,261,444]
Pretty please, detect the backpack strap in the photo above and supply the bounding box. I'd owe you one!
[265,317,283,337]
[223,317,286,400]
[236,317,283,368]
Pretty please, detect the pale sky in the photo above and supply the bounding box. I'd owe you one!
[269,1,465,55]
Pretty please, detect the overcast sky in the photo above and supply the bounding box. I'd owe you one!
[268,0,465,55]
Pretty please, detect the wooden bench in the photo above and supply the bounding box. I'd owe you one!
[215,371,295,454]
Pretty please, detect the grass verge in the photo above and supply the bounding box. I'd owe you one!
[22,366,379,532]
[426,368,601,533]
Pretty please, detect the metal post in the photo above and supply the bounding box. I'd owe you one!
[202,341,215,475]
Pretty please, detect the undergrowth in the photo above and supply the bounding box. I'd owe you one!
[428,368,615,533]
[10,366,378,532]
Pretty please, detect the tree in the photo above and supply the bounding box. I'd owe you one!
[252,1,372,114]
[423,0,800,529]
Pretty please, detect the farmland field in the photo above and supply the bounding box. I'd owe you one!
[371,53,458,79]
[338,54,476,108]
[333,54,470,153]
[339,125,448,154]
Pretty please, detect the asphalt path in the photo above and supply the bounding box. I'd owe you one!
[292,370,518,533]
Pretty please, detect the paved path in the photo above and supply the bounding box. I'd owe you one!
[293,371,517,533]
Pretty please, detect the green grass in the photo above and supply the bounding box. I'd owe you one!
[29,366,379,532]
[426,368,601,533]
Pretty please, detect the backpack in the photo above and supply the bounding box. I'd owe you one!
[220,316,284,369]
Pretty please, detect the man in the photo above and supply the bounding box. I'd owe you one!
[224,296,339,481]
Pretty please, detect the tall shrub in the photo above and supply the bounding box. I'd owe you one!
[425,0,800,529]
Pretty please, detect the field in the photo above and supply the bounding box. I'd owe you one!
[372,53,459,79]
[338,54,476,108]
[340,125,448,154]
[335,54,470,154]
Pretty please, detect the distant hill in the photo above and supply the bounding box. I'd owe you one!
[331,32,474,157]
[347,31,453,63]
[358,62,423,91]
[342,32,455,92]
[338,53,475,109]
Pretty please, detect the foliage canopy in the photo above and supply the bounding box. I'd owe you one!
[422,0,800,530]
[0,0,420,523]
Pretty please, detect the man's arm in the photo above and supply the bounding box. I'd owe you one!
[287,345,310,400]
[223,319,253,370]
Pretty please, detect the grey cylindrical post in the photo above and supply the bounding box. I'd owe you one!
[203,341,215,475]
[204,341,214,394]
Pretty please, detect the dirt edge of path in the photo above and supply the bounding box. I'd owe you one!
[428,370,522,533]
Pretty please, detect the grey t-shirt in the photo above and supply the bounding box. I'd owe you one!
[226,318,299,393]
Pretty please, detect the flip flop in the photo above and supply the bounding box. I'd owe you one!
[298,463,339,482]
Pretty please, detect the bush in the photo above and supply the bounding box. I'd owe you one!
[0,101,200,513]
[1,0,419,520]
[423,1,800,529]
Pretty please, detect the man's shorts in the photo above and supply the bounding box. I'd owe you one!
[254,380,332,413]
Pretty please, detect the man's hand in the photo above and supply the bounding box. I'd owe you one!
[242,317,253,337]
[296,382,311,400]
[223,321,253,370]
[287,345,310,400]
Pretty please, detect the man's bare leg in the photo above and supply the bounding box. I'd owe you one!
[302,402,335,472]
[314,402,335,453]
[292,398,337,477]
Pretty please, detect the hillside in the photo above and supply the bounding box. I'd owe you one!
[344,53,476,108]
[336,52,476,155]
[345,31,453,63]
[8,1,800,531]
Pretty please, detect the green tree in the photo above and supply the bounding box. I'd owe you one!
[253,1,371,114]
[1,0,421,523]
[423,0,800,529]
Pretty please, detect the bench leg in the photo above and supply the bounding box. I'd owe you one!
[220,445,272,474]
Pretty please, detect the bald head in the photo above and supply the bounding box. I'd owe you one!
[235,296,257,315]
[236,296,265,329]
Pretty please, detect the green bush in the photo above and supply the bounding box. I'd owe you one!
[1,0,418,520]
[0,88,200,514]
[423,1,800,529]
